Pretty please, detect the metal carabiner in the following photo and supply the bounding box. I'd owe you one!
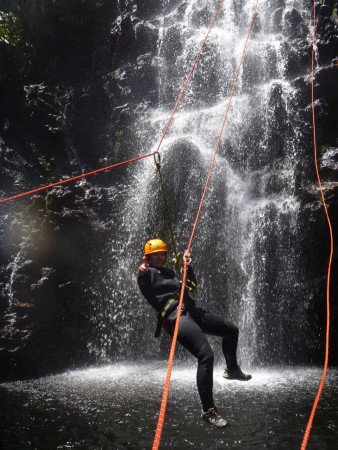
[154,152,161,169]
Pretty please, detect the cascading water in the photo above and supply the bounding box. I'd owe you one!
[90,0,313,368]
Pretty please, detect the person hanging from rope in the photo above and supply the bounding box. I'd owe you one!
[137,238,251,429]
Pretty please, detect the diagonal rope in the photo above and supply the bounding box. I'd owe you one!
[0,151,158,204]
[150,0,229,267]
[152,1,260,448]
[151,259,189,450]
[300,2,333,448]
[148,0,231,275]
[186,0,260,254]
[0,0,226,206]
[154,0,227,155]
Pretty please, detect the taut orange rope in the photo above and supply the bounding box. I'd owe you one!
[154,0,226,155]
[0,151,157,204]
[152,260,189,450]
[0,0,226,206]
[300,2,333,449]
[186,0,260,253]
[151,1,260,448]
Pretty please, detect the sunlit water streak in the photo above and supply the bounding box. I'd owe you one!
[1,364,337,449]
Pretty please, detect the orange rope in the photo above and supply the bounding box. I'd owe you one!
[151,1,260,448]
[300,2,333,449]
[0,151,157,204]
[152,260,188,450]
[0,0,225,207]
[186,0,260,253]
[154,0,226,155]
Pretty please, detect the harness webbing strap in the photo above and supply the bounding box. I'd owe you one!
[161,298,177,319]
[155,298,179,338]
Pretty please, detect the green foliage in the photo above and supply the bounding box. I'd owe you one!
[45,193,52,210]
[332,8,338,24]
[42,160,52,172]
[0,11,22,46]
[0,10,31,90]
[112,130,124,160]
[0,0,114,89]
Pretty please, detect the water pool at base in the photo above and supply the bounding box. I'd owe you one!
[1,364,337,450]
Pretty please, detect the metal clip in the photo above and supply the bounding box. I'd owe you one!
[154,152,161,169]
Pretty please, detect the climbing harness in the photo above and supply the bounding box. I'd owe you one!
[181,276,196,297]
[154,267,197,338]
[300,2,333,449]
[154,298,179,338]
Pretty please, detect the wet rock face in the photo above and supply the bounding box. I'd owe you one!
[0,187,112,381]
[294,3,338,364]
[0,0,157,381]
[284,8,309,39]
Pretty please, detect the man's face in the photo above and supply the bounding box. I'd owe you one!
[148,252,166,268]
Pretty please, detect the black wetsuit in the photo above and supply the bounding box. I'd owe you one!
[138,264,239,412]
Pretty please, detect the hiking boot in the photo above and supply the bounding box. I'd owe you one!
[201,407,229,428]
[223,366,252,381]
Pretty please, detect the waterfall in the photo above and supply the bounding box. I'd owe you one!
[91,0,312,367]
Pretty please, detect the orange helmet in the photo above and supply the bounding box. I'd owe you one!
[144,239,167,255]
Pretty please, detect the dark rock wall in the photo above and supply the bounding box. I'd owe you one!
[0,0,337,381]
[296,1,338,365]
[0,0,123,381]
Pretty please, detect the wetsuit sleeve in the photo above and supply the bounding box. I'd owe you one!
[187,265,197,287]
[183,265,197,307]
[137,271,157,308]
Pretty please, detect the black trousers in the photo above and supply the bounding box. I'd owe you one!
[166,306,239,412]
